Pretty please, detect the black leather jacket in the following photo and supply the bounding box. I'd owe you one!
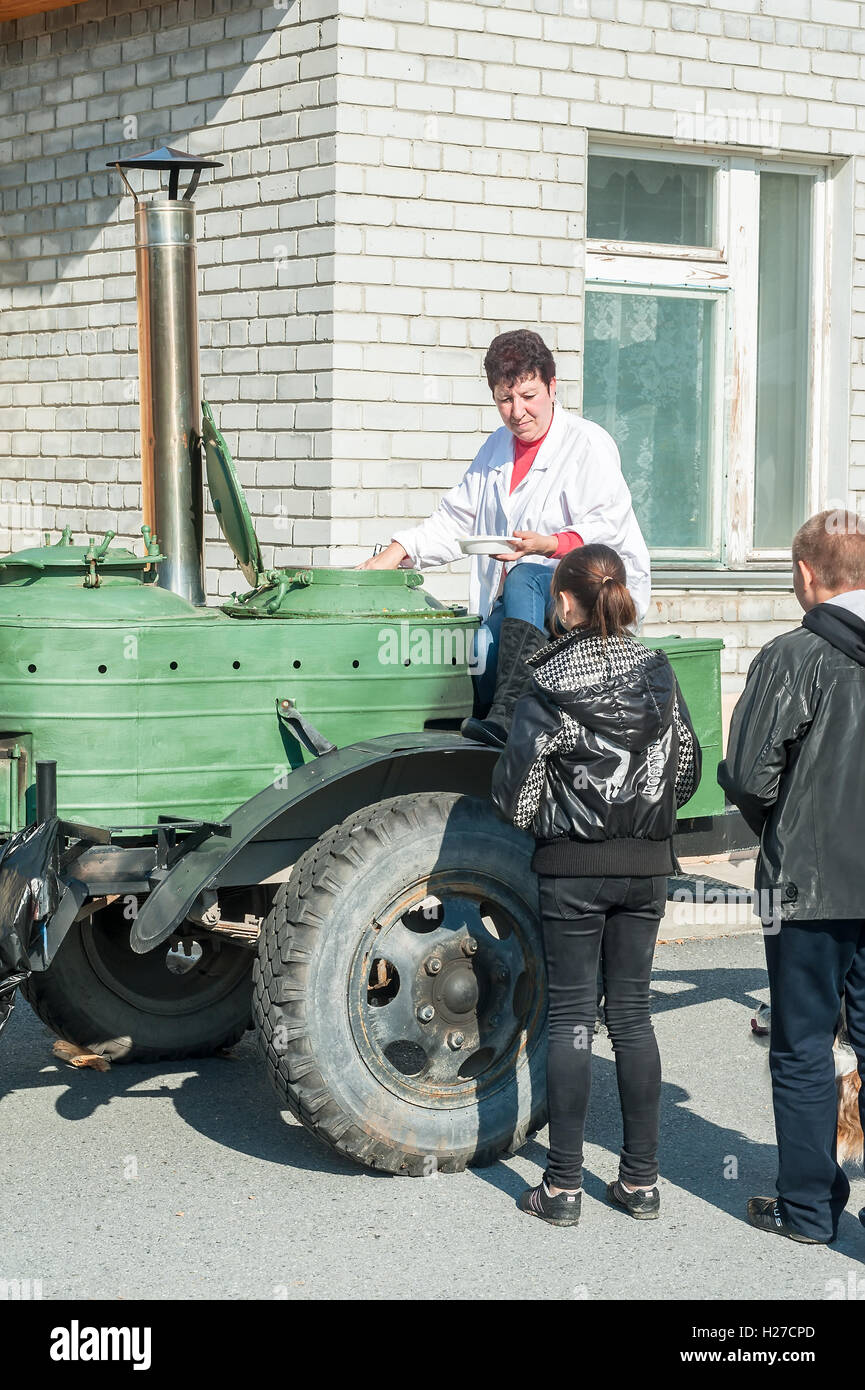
[718,600,865,921]
[491,627,701,876]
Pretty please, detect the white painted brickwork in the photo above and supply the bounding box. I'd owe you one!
[642,589,802,675]
[0,0,338,593]
[328,0,864,686]
[2,0,863,685]
[330,0,585,583]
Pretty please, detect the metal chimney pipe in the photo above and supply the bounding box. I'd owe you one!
[110,149,221,605]
[134,199,205,606]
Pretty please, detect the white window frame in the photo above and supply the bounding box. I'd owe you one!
[584,283,727,562]
[584,141,831,573]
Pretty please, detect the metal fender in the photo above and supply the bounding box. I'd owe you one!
[129,732,498,954]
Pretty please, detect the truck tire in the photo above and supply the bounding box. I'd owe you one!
[21,900,253,1062]
[253,793,547,1175]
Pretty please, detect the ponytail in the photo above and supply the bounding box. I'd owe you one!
[550,544,636,639]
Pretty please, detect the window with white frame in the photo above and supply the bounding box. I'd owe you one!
[581,145,827,570]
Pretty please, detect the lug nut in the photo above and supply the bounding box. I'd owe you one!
[461,937,478,956]
[426,956,442,975]
[417,1004,435,1023]
[447,1031,464,1050]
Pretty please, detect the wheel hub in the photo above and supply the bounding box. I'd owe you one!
[429,946,480,1019]
[82,908,251,1016]
[350,880,543,1105]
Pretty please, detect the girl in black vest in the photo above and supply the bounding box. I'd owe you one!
[492,544,701,1227]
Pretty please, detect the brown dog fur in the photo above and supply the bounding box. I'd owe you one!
[836,1067,863,1166]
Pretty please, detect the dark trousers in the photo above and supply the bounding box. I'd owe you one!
[538,874,666,1190]
[763,918,865,1242]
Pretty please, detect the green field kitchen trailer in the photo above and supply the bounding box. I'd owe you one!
[0,149,746,1175]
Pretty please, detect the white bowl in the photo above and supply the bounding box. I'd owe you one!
[458,535,521,557]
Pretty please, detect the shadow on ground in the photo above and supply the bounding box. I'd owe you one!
[3,956,864,1253]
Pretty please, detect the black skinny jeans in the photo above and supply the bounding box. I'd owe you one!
[538,873,667,1191]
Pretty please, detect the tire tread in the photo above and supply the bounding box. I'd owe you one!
[253,793,545,1176]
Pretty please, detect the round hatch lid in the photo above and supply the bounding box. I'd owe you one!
[202,400,262,588]
[0,527,163,582]
[222,566,471,619]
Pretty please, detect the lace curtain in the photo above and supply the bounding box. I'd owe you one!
[583,291,713,551]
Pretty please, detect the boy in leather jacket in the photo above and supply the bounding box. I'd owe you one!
[492,543,701,1227]
[719,509,865,1244]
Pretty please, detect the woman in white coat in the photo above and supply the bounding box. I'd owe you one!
[360,330,651,747]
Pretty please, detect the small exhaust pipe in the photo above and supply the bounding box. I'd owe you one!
[109,149,222,606]
[36,759,57,823]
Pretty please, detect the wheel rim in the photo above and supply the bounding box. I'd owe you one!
[348,871,545,1108]
[81,906,252,1017]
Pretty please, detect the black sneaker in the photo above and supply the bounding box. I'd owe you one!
[746,1196,829,1244]
[606,1178,660,1220]
[518,1179,582,1227]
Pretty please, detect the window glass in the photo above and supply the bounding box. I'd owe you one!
[583,291,715,552]
[753,172,813,550]
[587,155,714,246]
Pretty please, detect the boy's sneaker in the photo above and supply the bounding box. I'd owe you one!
[746,1196,829,1244]
[606,1178,660,1220]
[518,1179,581,1227]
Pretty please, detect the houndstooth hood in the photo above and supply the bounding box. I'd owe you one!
[526,628,676,752]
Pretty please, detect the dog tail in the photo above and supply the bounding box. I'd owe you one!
[836,1068,863,1166]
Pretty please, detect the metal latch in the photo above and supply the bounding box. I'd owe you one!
[276,699,336,758]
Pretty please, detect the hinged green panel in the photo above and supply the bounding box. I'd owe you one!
[202,400,263,588]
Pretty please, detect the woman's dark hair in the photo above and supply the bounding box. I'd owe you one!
[550,543,637,640]
[484,329,556,392]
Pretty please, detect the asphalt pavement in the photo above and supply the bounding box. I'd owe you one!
[2,930,864,1302]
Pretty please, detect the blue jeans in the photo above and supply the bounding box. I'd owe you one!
[473,562,554,707]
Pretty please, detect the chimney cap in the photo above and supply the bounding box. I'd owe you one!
[108,146,223,202]
[106,146,222,172]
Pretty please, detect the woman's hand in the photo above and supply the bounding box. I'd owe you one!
[356,541,409,571]
[493,530,558,562]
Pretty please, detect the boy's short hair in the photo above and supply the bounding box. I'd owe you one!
[483,330,556,392]
[792,510,865,590]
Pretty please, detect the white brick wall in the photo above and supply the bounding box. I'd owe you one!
[326,0,865,683]
[330,0,586,604]
[0,0,339,591]
[642,589,801,695]
[1,0,862,688]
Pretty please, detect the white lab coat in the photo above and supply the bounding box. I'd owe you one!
[392,405,652,622]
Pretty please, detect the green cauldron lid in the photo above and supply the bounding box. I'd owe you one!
[202,400,263,589]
